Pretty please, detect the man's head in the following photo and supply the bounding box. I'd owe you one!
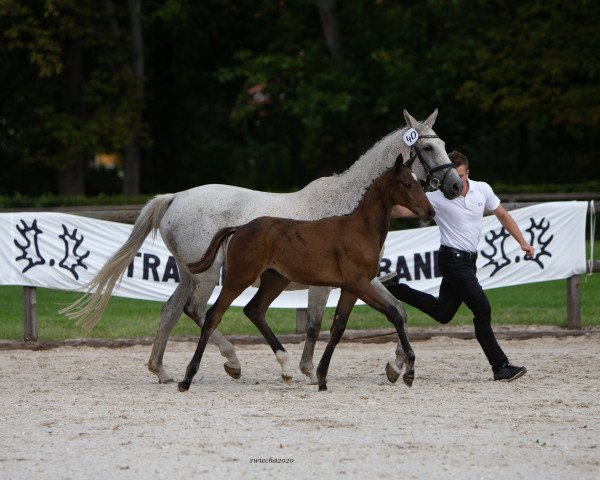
[448,151,469,195]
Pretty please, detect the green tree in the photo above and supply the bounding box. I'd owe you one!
[1,0,143,194]
[456,0,600,180]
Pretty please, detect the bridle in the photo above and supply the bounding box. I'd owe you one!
[406,134,455,192]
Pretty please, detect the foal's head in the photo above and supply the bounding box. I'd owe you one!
[388,155,435,222]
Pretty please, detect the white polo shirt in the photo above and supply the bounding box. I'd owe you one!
[426,179,501,253]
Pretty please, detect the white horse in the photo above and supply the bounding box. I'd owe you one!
[62,109,463,384]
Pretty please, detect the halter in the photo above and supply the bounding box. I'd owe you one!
[407,134,455,192]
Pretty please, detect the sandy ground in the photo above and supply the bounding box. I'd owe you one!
[1,332,599,480]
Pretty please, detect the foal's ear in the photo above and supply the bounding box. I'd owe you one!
[404,155,416,169]
[394,153,404,171]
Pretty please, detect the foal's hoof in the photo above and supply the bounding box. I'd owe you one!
[178,380,191,392]
[224,364,241,380]
[385,362,401,384]
[402,372,414,388]
[281,374,293,385]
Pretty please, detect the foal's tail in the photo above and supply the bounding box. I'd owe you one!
[60,194,175,330]
[187,226,238,274]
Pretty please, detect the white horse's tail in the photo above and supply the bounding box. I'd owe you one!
[60,194,175,330]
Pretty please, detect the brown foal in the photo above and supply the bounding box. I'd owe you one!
[178,154,434,392]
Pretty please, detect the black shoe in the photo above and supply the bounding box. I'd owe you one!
[494,363,527,382]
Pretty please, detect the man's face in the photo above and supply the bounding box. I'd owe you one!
[456,165,469,195]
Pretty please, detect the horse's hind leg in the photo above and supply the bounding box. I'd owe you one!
[243,270,292,383]
[147,275,193,383]
[371,278,410,384]
[316,291,358,391]
[299,286,332,384]
[184,262,242,379]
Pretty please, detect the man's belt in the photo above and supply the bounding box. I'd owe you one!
[439,245,478,260]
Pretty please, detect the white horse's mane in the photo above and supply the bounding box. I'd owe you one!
[296,124,427,218]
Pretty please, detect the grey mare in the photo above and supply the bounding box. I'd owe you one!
[62,109,462,384]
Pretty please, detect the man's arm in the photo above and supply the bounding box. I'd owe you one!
[492,204,535,257]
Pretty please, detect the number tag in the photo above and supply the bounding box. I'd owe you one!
[403,128,419,146]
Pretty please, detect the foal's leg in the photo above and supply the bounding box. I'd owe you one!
[316,291,358,391]
[147,273,193,383]
[243,270,293,383]
[299,286,333,384]
[371,278,411,383]
[356,282,416,387]
[178,285,244,392]
[184,262,242,379]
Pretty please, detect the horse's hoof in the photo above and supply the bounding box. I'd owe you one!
[300,366,318,385]
[402,373,414,388]
[281,374,293,385]
[148,364,174,384]
[178,381,190,392]
[386,362,401,383]
[224,364,241,379]
[318,383,328,391]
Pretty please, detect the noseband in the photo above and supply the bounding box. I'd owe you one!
[407,134,455,192]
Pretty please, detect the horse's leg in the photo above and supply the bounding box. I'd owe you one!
[183,262,242,380]
[177,303,221,392]
[299,286,332,384]
[357,282,415,387]
[147,273,193,383]
[370,278,410,383]
[243,270,293,383]
[316,290,358,391]
[178,284,244,392]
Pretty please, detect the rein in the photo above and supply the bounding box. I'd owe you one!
[407,134,455,192]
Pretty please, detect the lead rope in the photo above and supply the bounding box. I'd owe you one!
[587,200,596,280]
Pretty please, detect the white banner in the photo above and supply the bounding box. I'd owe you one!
[0,202,588,308]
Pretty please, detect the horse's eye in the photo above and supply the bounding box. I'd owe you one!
[423,145,433,152]
[403,181,412,188]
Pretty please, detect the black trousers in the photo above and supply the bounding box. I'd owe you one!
[386,249,508,371]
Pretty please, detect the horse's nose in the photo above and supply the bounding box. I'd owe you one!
[452,182,461,193]
[426,208,435,221]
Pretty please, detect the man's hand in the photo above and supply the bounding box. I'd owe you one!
[522,244,535,258]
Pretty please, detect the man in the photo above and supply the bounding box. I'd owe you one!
[387,151,534,381]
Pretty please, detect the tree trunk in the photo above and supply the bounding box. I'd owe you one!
[123,0,145,195]
[59,37,85,195]
[318,0,344,68]
[58,159,85,195]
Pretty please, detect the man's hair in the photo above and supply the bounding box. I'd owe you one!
[448,150,469,169]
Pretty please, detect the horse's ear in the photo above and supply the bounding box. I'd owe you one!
[404,155,416,169]
[394,153,404,171]
[423,108,438,127]
[403,109,417,128]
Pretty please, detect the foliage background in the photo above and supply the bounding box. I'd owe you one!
[1,0,599,197]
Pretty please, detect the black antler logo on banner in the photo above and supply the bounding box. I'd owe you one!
[58,225,90,280]
[14,219,90,280]
[481,216,553,277]
[14,219,46,273]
